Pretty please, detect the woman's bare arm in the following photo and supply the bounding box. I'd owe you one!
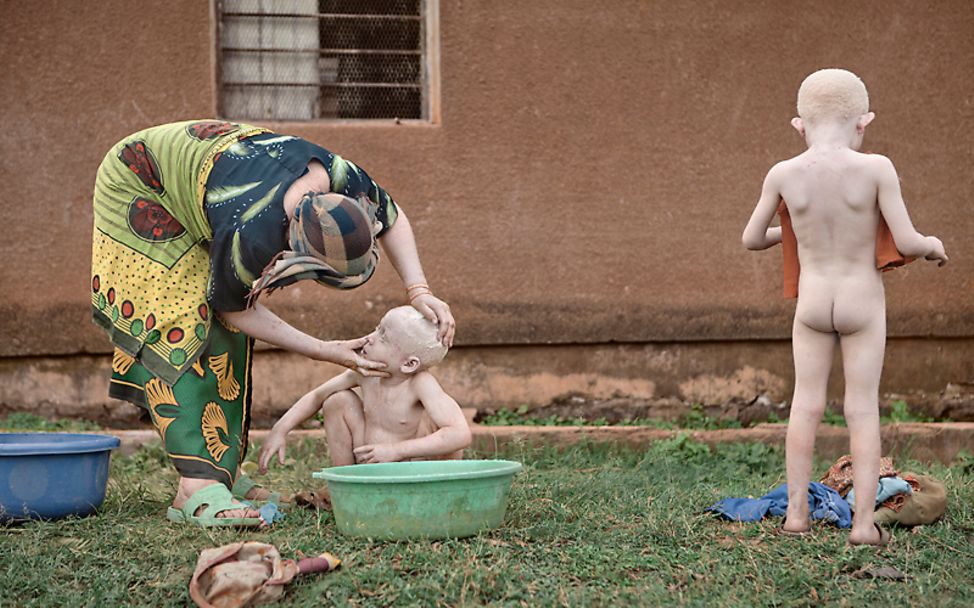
[221,303,388,375]
[378,207,456,346]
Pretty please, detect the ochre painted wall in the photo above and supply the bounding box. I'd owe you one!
[1,1,971,410]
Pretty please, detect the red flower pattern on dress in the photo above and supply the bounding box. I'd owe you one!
[185,121,238,141]
[118,141,164,194]
[128,198,186,242]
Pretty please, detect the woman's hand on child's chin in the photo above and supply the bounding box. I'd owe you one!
[352,443,402,463]
[322,338,390,377]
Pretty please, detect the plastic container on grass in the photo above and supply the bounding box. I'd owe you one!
[0,433,120,522]
[313,459,522,540]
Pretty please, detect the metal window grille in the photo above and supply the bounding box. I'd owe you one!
[217,0,435,121]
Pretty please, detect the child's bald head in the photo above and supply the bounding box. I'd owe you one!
[383,306,448,370]
[797,69,869,123]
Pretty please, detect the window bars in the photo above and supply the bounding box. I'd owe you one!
[217,0,434,121]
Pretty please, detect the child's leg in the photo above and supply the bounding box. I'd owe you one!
[838,315,886,544]
[784,319,836,532]
[321,390,365,466]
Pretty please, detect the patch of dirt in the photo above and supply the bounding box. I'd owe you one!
[474,391,789,426]
[886,382,974,420]
[475,383,974,426]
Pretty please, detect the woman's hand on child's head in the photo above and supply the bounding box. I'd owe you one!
[258,431,287,474]
[325,337,390,377]
[410,293,455,347]
[353,443,402,464]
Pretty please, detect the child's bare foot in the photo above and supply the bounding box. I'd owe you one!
[782,507,810,534]
[848,523,890,547]
[780,521,811,537]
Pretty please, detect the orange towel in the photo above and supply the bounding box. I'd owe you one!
[777,200,914,298]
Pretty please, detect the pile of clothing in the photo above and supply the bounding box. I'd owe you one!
[707,454,947,528]
[820,455,946,526]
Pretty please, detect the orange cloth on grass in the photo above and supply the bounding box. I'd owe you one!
[777,200,914,298]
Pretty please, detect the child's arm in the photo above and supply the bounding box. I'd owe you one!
[874,155,948,265]
[742,164,784,250]
[353,373,471,463]
[258,370,360,472]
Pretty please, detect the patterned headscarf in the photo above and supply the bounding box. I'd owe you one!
[248,192,379,304]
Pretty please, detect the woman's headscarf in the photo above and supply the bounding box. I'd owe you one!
[247,192,380,305]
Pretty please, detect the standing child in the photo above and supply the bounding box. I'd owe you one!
[259,306,471,471]
[742,69,947,545]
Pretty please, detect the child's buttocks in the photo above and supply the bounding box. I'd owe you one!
[794,270,885,334]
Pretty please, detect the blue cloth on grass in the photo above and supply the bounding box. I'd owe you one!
[706,482,852,528]
[258,502,285,526]
[846,476,912,511]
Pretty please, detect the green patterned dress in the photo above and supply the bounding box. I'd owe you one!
[92,121,398,487]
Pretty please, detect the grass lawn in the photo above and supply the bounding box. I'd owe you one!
[2,434,973,607]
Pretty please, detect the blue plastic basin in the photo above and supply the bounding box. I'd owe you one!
[0,433,120,522]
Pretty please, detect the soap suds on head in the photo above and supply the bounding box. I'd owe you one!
[385,306,448,369]
[797,68,869,122]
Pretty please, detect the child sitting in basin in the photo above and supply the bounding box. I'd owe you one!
[258,306,471,470]
[742,68,947,546]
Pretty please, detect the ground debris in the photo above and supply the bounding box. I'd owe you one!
[850,565,909,581]
[290,487,332,510]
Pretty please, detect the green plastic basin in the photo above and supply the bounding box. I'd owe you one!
[313,459,522,540]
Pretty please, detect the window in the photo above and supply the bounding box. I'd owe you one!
[216,0,439,121]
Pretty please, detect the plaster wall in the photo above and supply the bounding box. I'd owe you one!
[1,337,969,428]
[1,1,971,409]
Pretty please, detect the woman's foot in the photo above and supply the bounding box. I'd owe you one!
[232,472,285,504]
[173,477,260,520]
[242,486,277,501]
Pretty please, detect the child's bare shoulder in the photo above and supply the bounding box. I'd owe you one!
[758,158,802,194]
[849,152,897,183]
[861,151,895,169]
[410,370,442,391]
[778,152,806,165]
[767,155,804,178]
